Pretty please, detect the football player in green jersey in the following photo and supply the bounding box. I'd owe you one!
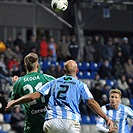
[9,53,55,133]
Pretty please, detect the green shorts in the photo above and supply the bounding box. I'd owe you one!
[24,123,44,133]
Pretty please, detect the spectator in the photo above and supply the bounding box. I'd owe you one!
[4,46,17,64]
[112,50,125,66]
[91,73,106,88]
[55,64,63,78]
[112,37,122,56]
[14,33,25,54]
[98,59,113,80]
[0,54,8,76]
[120,37,131,61]
[39,34,48,61]
[14,45,23,63]
[0,91,9,114]
[10,106,25,133]
[116,74,132,98]
[83,38,95,62]
[102,84,111,98]
[113,58,125,79]
[57,35,70,61]
[5,35,14,49]
[100,94,109,106]
[93,35,104,62]
[7,57,20,76]
[68,35,79,61]
[91,83,104,106]
[127,77,133,96]
[48,36,57,62]
[124,57,133,78]
[26,34,39,54]
[46,64,56,77]
[102,38,114,62]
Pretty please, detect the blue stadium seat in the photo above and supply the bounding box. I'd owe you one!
[41,61,51,72]
[77,71,84,79]
[83,71,92,79]
[4,114,11,123]
[77,62,90,71]
[106,80,116,88]
[91,71,98,79]
[59,61,65,68]
[90,62,99,71]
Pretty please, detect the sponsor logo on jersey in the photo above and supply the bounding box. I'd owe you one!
[24,76,40,82]
[31,106,47,114]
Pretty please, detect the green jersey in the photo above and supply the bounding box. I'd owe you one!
[11,72,55,133]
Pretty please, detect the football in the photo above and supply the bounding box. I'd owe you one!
[51,0,68,12]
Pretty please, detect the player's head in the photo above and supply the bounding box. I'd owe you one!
[24,53,39,73]
[109,89,122,108]
[64,60,79,76]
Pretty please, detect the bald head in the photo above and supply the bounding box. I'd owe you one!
[64,60,78,75]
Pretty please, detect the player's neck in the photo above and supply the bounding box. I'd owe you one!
[28,69,38,73]
[66,74,78,79]
[111,104,119,110]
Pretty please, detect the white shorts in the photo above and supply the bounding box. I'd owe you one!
[43,118,81,133]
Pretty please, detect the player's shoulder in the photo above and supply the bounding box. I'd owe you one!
[120,103,132,110]
[43,73,55,79]
[78,79,89,88]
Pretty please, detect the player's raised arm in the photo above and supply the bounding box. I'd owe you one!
[5,92,41,111]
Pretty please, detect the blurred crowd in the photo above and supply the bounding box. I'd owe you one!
[0,32,133,132]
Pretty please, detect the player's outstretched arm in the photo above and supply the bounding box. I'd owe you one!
[5,92,41,111]
[86,99,115,131]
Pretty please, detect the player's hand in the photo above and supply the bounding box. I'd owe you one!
[12,76,18,83]
[106,118,115,131]
[4,100,15,111]
[108,127,118,133]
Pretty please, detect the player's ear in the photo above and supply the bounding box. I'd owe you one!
[62,68,66,74]
[76,68,79,74]
[37,63,39,68]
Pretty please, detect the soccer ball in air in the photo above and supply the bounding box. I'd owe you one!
[51,0,68,12]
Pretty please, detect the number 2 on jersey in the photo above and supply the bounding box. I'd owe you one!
[57,85,69,100]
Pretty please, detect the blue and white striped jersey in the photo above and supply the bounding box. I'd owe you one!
[38,75,93,122]
[96,103,133,133]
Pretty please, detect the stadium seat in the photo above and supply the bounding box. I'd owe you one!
[91,71,98,79]
[77,71,84,79]
[90,62,99,71]
[0,113,4,122]
[106,80,116,88]
[4,114,11,123]
[83,71,92,79]
[121,97,130,106]
[40,61,51,72]
[59,61,65,68]
[77,62,90,71]
[80,79,91,88]
[1,123,11,132]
